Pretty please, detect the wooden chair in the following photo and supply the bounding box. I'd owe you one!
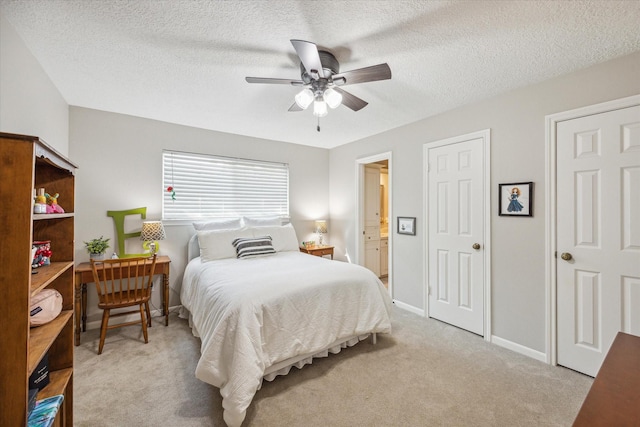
[90,255,157,354]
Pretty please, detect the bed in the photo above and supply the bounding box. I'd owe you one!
[180,222,392,426]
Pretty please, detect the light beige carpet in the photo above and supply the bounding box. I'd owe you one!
[74,306,592,426]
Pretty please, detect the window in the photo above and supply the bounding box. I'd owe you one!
[162,150,289,220]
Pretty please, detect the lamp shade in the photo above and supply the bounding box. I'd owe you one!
[313,99,328,117]
[314,220,328,234]
[140,221,166,241]
[324,87,342,109]
[295,88,314,109]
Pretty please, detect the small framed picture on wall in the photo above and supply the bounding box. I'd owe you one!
[499,182,533,217]
[397,217,416,235]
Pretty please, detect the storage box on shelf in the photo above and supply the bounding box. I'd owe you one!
[0,132,76,426]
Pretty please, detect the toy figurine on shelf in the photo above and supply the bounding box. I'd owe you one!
[45,193,65,214]
[32,241,52,268]
[34,188,47,214]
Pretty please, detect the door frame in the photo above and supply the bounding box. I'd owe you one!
[544,94,640,365]
[356,151,393,298]
[423,129,492,341]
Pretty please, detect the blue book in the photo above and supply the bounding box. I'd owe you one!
[27,395,64,427]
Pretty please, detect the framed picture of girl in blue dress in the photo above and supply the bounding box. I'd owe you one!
[499,182,533,216]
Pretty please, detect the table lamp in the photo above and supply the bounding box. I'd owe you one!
[314,220,327,245]
[140,221,166,255]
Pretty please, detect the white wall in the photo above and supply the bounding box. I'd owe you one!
[0,13,69,154]
[70,107,329,325]
[329,51,640,354]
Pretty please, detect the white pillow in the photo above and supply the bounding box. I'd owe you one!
[193,218,242,231]
[249,223,300,252]
[242,215,282,227]
[197,228,253,262]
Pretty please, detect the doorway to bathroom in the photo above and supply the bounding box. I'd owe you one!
[356,152,392,296]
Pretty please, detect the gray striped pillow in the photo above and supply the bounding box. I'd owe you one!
[232,236,275,258]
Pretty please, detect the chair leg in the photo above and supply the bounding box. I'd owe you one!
[98,309,110,355]
[145,302,152,327]
[140,304,149,344]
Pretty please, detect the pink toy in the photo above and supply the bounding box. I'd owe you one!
[45,193,65,214]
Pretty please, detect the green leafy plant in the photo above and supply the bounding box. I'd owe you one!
[84,236,110,254]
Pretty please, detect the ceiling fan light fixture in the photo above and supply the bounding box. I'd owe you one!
[295,88,314,109]
[246,39,392,122]
[313,99,328,117]
[324,87,342,109]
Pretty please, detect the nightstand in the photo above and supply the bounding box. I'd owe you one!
[300,245,334,259]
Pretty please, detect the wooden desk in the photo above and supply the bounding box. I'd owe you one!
[74,255,171,346]
[300,245,334,259]
[573,332,640,426]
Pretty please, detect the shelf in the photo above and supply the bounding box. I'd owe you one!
[28,310,73,376]
[33,213,74,221]
[37,368,73,400]
[1,133,75,426]
[30,262,74,297]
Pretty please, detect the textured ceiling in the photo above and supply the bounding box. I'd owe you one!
[1,0,639,149]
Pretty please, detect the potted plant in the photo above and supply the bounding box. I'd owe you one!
[84,236,110,260]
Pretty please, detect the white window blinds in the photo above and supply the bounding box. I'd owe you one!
[162,150,289,220]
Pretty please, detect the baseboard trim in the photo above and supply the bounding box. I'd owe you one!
[491,335,547,363]
[393,299,425,317]
[392,303,547,364]
[85,304,182,331]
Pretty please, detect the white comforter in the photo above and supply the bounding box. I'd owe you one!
[181,251,392,426]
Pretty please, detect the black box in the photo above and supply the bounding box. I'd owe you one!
[28,353,49,391]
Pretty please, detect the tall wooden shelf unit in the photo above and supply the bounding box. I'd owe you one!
[0,132,77,426]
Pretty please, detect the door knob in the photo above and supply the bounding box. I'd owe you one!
[472,243,481,250]
[561,252,573,261]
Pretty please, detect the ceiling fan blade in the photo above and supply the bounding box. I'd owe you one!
[290,39,325,79]
[288,102,304,112]
[245,77,304,86]
[332,63,391,86]
[333,87,368,111]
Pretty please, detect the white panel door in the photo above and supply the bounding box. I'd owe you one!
[364,240,381,277]
[428,138,484,335]
[364,166,381,275]
[380,238,389,276]
[364,166,381,227]
[557,105,640,376]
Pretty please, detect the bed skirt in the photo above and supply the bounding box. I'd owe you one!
[180,307,375,425]
[261,333,372,382]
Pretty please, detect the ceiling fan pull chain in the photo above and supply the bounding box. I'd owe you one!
[317,116,321,132]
